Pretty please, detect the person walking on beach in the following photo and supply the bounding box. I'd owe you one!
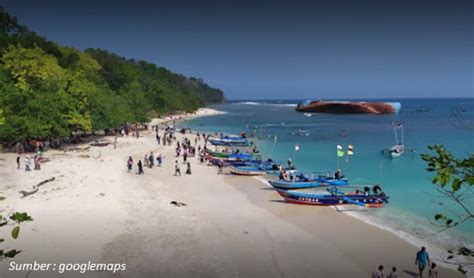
[156,132,160,144]
[24,156,31,172]
[183,150,188,164]
[16,156,20,169]
[34,154,41,170]
[174,160,181,176]
[387,267,398,278]
[428,263,438,278]
[218,160,224,174]
[137,160,144,175]
[372,265,384,278]
[157,154,163,166]
[127,156,133,172]
[415,247,430,278]
[149,152,154,168]
[186,162,192,175]
[144,154,149,168]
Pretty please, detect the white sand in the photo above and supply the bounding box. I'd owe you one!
[0,107,460,278]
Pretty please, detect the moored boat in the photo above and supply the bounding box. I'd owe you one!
[269,179,323,189]
[230,166,266,176]
[275,187,389,208]
[208,136,252,146]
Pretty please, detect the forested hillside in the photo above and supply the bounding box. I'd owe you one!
[0,6,224,144]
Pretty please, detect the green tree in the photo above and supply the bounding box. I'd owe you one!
[421,145,474,274]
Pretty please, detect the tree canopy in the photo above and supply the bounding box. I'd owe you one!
[0,6,224,144]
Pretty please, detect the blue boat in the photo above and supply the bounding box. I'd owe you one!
[268,172,349,189]
[275,187,389,208]
[317,176,349,186]
[269,179,323,189]
[208,136,253,146]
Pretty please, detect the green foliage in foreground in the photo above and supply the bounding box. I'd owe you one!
[421,145,474,274]
[0,197,33,260]
[0,6,224,144]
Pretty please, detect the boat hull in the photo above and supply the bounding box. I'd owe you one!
[269,180,323,189]
[295,100,400,114]
[230,168,266,176]
[275,189,388,207]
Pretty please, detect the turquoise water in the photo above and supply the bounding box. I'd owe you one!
[186,98,474,261]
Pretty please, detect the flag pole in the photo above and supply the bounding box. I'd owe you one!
[270,135,277,159]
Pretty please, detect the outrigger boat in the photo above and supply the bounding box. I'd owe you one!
[229,160,297,176]
[210,153,263,167]
[275,187,389,208]
[208,136,253,146]
[230,166,266,176]
[382,123,415,158]
[269,173,349,190]
[269,179,323,189]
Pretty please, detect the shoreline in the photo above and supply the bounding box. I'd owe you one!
[252,176,468,274]
[0,107,461,277]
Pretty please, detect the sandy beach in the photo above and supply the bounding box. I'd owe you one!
[0,108,460,278]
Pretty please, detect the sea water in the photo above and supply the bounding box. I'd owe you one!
[186,98,474,267]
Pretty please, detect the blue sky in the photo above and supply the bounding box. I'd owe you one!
[1,0,472,99]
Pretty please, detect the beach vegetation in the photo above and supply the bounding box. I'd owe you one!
[0,203,33,260]
[422,144,474,274]
[0,6,224,146]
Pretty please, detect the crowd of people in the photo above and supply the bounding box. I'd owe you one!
[125,125,216,177]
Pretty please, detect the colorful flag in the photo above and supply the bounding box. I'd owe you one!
[337,144,344,157]
[347,144,354,155]
[295,144,300,151]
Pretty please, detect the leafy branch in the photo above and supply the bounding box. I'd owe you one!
[421,145,474,274]
[0,197,33,261]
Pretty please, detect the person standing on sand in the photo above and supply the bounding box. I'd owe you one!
[149,152,154,168]
[174,160,181,176]
[137,160,144,175]
[113,136,118,149]
[24,156,31,171]
[387,266,397,278]
[183,150,188,164]
[157,154,163,166]
[186,162,192,175]
[16,156,20,169]
[415,246,430,278]
[372,265,384,278]
[144,154,149,168]
[127,156,133,172]
[428,262,438,278]
[218,160,224,174]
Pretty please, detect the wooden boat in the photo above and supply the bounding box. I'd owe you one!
[210,155,263,167]
[269,172,349,189]
[230,166,266,176]
[275,187,389,208]
[382,123,414,158]
[208,136,252,146]
[269,180,323,189]
[389,144,404,158]
[317,176,349,186]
